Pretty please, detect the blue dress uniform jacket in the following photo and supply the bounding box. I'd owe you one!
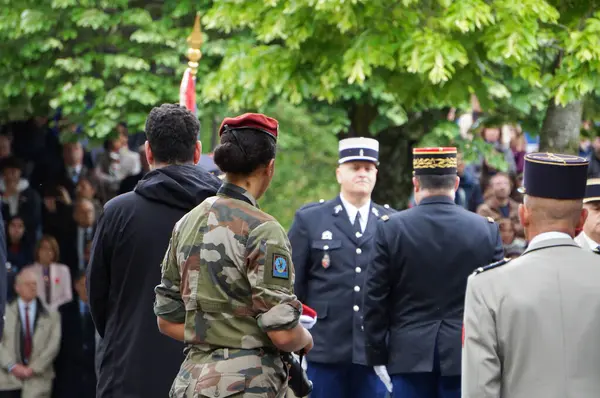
[289,195,395,365]
[363,195,504,376]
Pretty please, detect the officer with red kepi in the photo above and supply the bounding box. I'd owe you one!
[363,147,504,398]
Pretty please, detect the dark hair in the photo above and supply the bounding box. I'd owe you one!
[144,104,199,164]
[0,156,25,173]
[213,128,276,175]
[416,174,456,191]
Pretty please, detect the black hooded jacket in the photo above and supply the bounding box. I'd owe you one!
[87,164,221,398]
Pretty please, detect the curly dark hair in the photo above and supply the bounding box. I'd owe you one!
[144,104,199,164]
[213,128,276,175]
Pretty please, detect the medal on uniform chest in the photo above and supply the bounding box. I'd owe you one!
[322,253,331,268]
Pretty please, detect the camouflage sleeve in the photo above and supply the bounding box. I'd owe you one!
[246,220,302,332]
[154,221,186,324]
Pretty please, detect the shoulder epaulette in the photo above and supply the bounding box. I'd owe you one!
[375,202,397,213]
[298,200,327,212]
[486,216,495,223]
[472,258,510,276]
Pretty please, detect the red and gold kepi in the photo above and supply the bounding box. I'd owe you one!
[584,178,600,204]
[413,147,458,175]
[518,152,589,200]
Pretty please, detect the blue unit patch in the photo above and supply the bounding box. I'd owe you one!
[272,254,289,279]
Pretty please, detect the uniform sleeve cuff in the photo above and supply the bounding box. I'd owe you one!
[365,346,388,366]
[257,303,301,331]
[154,302,186,324]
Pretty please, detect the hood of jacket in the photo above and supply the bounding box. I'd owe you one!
[134,164,222,211]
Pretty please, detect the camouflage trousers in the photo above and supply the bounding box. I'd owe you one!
[169,346,289,398]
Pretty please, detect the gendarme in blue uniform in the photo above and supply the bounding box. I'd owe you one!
[363,147,504,398]
[289,137,394,398]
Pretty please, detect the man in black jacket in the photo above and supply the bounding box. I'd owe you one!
[86,104,222,398]
[363,147,504,398]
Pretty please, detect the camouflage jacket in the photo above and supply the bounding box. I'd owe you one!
[154,182,302,350]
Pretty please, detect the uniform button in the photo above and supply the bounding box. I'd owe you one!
[355,231,362,238]
[356,248,362,254]
[354,286,360,292]
[353,305,359,312]
[361,325,364,331]
[355,267,361,273]
[323,245,329,250]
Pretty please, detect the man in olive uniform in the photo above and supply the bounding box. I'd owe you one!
[363,147,504,398]
[288,137,394,398]
[575,178,600,252]
[463,153,600,398]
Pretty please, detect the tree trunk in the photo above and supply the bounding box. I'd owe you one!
[372,126,415,209]
[372,110,447,210]
[539,100,582,154]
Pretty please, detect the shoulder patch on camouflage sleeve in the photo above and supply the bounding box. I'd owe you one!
[472,257,510,276]
[263,243,293,288]
[487,216,495,223]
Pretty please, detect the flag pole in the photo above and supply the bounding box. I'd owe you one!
[186,13,203,77]
[180,13,203,114]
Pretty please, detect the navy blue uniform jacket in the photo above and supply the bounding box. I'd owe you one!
[363,195,503,376]
[288,196,395,365]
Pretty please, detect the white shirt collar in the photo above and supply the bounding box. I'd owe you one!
[18,298,36,312]
[339,194,371,228]
[529,231,573,247]
[68,164,82,175]
[581,232,600,250]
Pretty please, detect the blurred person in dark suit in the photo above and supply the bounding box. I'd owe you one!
[0,210,6,340]
[52,272,95,398]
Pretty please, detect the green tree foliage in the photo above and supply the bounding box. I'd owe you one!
[0,0,217,136]
[2,0,600,215]
[201,1,600,133]
[199,0,600,204]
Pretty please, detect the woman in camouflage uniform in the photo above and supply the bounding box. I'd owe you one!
[154,113,313,398]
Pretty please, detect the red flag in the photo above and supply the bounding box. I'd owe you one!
[179,67,196,116]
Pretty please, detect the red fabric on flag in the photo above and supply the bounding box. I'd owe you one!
[179,68,196,115]
[462,325,465,347]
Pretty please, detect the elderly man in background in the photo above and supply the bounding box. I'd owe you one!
[0,268,61,398]
[575,178,600,252]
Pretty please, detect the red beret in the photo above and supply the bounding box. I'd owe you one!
[218,113,279,140]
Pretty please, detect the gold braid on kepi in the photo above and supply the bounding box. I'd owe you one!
[412,147,458,176]
[584,178,600,204]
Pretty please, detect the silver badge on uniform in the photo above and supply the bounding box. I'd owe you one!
[372,207,379,217]
[334,205,342,214]
[321,230,332,240]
